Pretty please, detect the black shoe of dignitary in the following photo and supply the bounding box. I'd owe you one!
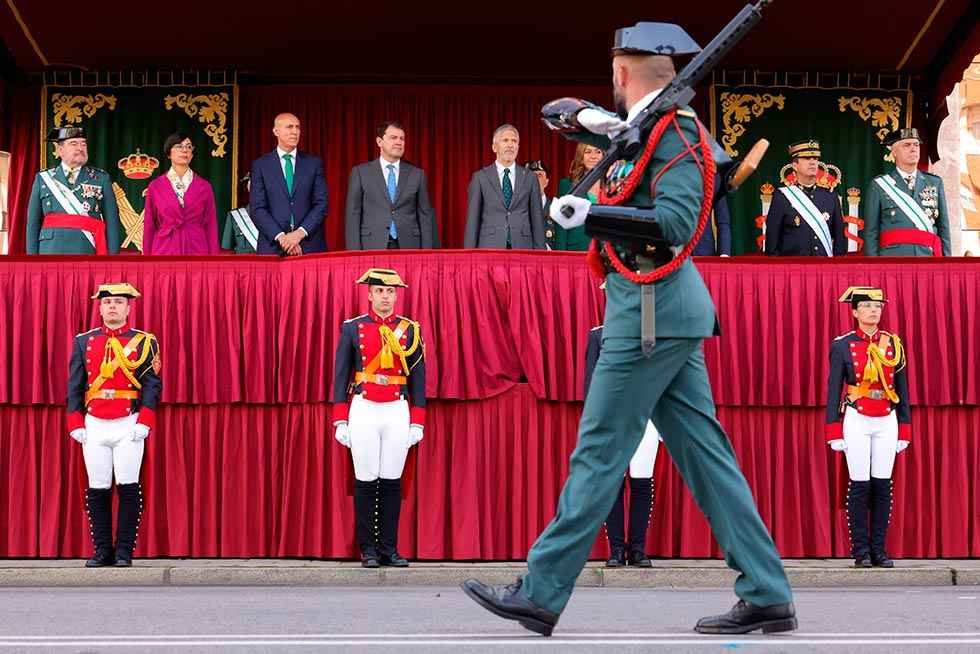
[84,487,115,567]
[461,577,560,637]
[606,547,626,567]
[113,483,143,567]
[695,599,798,634]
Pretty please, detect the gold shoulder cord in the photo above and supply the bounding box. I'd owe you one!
[862,334,904,403]
[377,321,421,374]
[103,334,153,389]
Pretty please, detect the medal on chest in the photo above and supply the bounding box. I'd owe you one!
[602,159,635,201]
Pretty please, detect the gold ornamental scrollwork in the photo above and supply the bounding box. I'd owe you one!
[164,92,229,158]
[719,92,785,157]
[838,96,902,160]
[51,93,117,126]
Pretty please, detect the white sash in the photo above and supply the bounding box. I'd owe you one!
[873,175,934,234]
[38,171,96,248]
[229,208,258,251]
[779,186,833,257]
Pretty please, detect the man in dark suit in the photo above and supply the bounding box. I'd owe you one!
[464,124,546,249]
[345,121,437,250]
[249,112,328,255]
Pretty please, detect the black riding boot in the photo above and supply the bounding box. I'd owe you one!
[846,479,872,567]
[627,476,653,567]
[377,478,408,567]
[353,479,380,567]
[869,477,895,567]
[114,483,143,567]
[603,480,626,567]
[85,487,115,567]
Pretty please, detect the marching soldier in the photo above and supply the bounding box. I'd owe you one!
[221,173,259,253]
[463,22,795,636]
[332,268,425,568]
[826,287,910,568]
[586,316,660,568]
[26,127,121,254]
[764,140,846,257]
[67,283,162,567]
[863,128,951,256]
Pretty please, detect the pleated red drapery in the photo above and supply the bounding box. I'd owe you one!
[0,254,978,558]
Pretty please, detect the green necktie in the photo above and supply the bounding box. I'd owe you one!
[283,153,294,195]
[502,167,513,208]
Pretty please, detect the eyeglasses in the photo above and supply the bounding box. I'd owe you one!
[173,144,195,152]
[856,301,883,309]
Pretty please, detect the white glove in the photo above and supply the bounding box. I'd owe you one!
[828,439,847,452]
[70,428,87,444]
[131,424,150,441]
[896,440,910,453]
[550,195,592,229]
[409,425,424,446]
[577,108,628,136]
[334,422,351,448]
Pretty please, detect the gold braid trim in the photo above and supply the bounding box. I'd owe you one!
[862,334,904,403]
[100,335,153,389]
[377,322,421,374]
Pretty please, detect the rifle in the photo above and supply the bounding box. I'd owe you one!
[548,0,774,223]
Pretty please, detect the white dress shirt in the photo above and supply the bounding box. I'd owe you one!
[62,162,81,185]
[896,167,917,190]
[626,89,663,124]
[380,157,401,187]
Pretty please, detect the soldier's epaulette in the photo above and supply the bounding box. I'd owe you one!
[84,165,109,176]
[132,328,157,341]
[590,325,603,332]
[676,109,696,119]
[343,314,367,324]
[921,171,941,180]
[396,315,418,325]
[76,327,101,338]
[833,331,855,341]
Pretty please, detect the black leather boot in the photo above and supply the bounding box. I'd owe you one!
[846,480,872,567]
[870,477,895,568]
[604,480,626,567]
[113,483,143,567]
[84,487,115,567]
[353,479,380,568]
[377,477,408,567]
[627,477,653,567]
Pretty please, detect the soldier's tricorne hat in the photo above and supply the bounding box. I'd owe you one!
[526,160,549,174]
[356,268,408,288]
[838,286,887,307]
[612,22,702,57]
[91,282,141,300]
[47,126,87,142]
[882,128,923,147]
[788,140,821,159]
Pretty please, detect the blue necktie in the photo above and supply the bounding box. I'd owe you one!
[387,164,398,240]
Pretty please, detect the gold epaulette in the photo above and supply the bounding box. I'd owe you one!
[833,331,855,341]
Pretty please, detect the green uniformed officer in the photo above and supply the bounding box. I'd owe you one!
[462,21,795,637]
[221,173,259,253]
[862,128,951,256]
[26,127,121,254]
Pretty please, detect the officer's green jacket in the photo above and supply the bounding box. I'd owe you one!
[862,168,951,256]
[26,164,121,254]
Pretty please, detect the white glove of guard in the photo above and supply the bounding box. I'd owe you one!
[70,428,87,444]
[828,439,847,452]
[131,424,150,442]
[896,440,910,453]
[550,195,592,229]
[576,108,629,137]
[409,425,424,446]
[334,422,351,448]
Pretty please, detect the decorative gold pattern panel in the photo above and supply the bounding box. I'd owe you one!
[164,93,229,157]
[838,96,902,160]
[719,92,785,156]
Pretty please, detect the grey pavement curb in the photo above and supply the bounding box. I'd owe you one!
[1,561,976,587]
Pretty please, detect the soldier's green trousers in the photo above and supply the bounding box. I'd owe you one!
[522,336,793,614]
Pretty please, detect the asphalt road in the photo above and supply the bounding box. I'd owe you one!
[0,586,978,652]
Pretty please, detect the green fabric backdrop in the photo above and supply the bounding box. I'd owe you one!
[709,85,913,254]
[42,86,236,251]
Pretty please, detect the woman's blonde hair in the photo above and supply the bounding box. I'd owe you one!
[568,143,603,182]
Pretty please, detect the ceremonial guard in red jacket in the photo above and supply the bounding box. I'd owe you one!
[826,286,910,568]
[332,268,426,568]
[67,283,162,567]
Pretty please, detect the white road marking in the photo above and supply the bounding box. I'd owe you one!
[2,638,980,647]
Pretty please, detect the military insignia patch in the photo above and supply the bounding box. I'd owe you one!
[919,185,939,220]
[603,160,635,199]
[80,183,103,200]
[151,352,162,375]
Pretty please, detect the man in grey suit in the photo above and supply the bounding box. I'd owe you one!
[464,124,546,249]
[345,121,437,250]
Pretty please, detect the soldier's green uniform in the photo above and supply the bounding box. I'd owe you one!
[521,35,793,619]
[26,128,120,255]
[221,206,258,254]
[863,128,951,256]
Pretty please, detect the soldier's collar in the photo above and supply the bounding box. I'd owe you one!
[857,328,880,342]
[369,309,397,325]
[101,323,130,337]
